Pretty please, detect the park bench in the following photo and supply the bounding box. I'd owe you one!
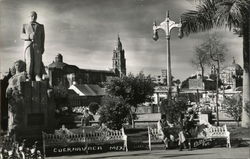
[183,124,231,149]
[204,125,231,148]
[42,126,128,156]
[148,126,179,151]
[148,124,231,151]
[148,126,163,151]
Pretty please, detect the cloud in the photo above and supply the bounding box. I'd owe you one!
[0,0,243,81]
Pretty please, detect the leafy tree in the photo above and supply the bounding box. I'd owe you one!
[105,72,155,127]
[192,43,212,79]
[99,96,130,130]
[201,34,226,63]
[191,34,226,79]
[181,0,250,127]
[223,94,242,127]
[161,96,189,125]
[88,102,100,115]
[53,83,68,108]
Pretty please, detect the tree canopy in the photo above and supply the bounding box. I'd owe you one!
[161,95,189,125]
[105,72,155,108]
[53,83,68,108]
[99,96,130,130]
[104,72,155,127]
[191,34,227,79]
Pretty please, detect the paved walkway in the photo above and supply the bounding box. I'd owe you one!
[47,147,250,159]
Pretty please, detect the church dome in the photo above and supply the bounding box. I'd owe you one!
[229,58,243,76]
[48,53,67,69]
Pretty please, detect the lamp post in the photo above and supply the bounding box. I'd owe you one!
[153,11,182,113]
[210,53,221,126]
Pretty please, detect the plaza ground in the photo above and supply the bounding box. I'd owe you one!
[47,147,250,159]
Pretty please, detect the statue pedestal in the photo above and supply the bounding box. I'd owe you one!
[8,81,56,139]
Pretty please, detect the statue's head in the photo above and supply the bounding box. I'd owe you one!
[11,60,26,75]
[30,11,37,23]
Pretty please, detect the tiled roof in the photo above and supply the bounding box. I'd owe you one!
[69,84,105,96]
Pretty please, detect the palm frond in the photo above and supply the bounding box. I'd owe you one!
[181,0,250,36]
[215,0,250,30]
[181,0,219,36]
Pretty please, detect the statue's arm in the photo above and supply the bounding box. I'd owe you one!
[20,24,29,40]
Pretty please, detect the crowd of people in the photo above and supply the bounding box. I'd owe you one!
[0,140,43,159]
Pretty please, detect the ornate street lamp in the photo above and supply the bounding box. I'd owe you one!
[153,11,182,110]
[210,53,222,126]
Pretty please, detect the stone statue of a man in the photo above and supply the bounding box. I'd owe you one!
[20,11,45,81]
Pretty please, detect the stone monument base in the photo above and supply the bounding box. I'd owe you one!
[8,81,57,140]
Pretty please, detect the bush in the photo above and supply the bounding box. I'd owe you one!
[99,96,130,130]
[222,94,242,126]
[53,84,68,108]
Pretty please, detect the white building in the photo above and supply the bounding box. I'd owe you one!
[152,86,178,105]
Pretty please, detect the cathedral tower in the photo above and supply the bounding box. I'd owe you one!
[112,35,126,77]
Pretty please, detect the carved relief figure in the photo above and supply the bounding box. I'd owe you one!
[6,60,26,97]
[6,60,26,136]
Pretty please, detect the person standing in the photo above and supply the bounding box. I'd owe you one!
[158,114,172,149]
[179,109,195,151]
[178,113,186,151]
[20,11,45,81]
[81,109,94,126]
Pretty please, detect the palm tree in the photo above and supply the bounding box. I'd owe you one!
[181,0,250,127]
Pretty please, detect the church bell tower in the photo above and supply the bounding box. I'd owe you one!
[112,35,126,77]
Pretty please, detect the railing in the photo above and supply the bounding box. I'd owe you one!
[42,126,128,157]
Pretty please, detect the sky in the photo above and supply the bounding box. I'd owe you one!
[0,0,243,81]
